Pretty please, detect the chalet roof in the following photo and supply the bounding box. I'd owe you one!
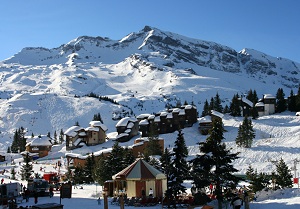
[112,158,166,180]
[199,116,212,123]
[183,105,196,109]
[148,115,155,120]
[154,116,161,122]
[27,135,52,146]
[264,94,275,99]
[64,126,84,137]
[137,114,151,120]
[139,119,149,125]
[160,112,168,117]
[211,110,224,118]
[167,113,173,119]
[116,117,138,127]
[255,102,265,107]
[172,108,181,113]
[116,133,129,139]
[241,97,253,107]
[179,109,185,115]
[89,121,108,131]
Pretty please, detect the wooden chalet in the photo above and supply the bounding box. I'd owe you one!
[239,97,253,117]
[199,110,224,135]
[115,117,139,142]
[25,135,52,158]
[255,94,276,116]
[138,105,197,137]
[65,121,107,150]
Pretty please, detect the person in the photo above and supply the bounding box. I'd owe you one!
[97,197,102,205]
[49,186,54,198]
[243,191,250,209]
[1,178,4,184]
[149,188,153,197]
[25,188,30,202]
[230,194,243,209]
[34,191,38,204]
[141,187,146,198]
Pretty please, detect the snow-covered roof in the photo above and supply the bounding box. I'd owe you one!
[78,132,87,136]
[148,115,155,120]
[242,97,253,107]
[137,114,151,119]
[74,138,83,146]
[27,135,52,146]
[167,113,173,119]
[264,94,275,99]
[255,102,265,107]
[116,117,137,127]
[127,122,134,129]
[125,129,131,133]
[154,116,161,122]
[199,116,212,123]
[179,109,185,115]
[85,127,99,132]
[89,121,108,131]
[160,112,168,117]
[139,119,149,125]
[116,133,129,139]
[172,108,181,113]
[64,126,84,137]
[183,105,195,109]
[211,110,224,118]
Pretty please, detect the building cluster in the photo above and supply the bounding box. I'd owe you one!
[18,94,276,160]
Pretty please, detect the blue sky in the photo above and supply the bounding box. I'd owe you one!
[1,0,300,63]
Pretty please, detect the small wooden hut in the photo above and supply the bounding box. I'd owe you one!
[111,158,167,198]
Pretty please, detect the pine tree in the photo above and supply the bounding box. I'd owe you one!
[11,167,16,180]
[201,100,210,117]
[7,146,11,153]
[235,116,255,148]
[93,113,103,123]
[213,92,223,112]
[167,129,189,205]
[20,152,33,180]
[73,166,84,184]
[144,123,162,158]
[160,148,172,177]
[82,153,95,184]
[59,129,64,144]
[288,90,297,112]
[229,94,241,117]
[276,88,286,113]
[53,130,58,145]
[275,158,293,189]
[191,118,240,209]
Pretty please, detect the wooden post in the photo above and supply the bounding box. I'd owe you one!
[103,189,108,209]
[119,194,124,209]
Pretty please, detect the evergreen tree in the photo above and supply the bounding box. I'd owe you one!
[190,118,240,209]
[288,90,297,112]
[75,121,80,126]
[223,104,230,114]
[213,92,223,113]
[160,148,172,177]
[229,94,241,117]
[59,129,64,144]
[7,146,11,153]
[11,127,26,153]
[275,158,293,189]
[47,132,51,138]
[53,130,58,145]
[251,105,259,119]
[73,166,84,184]
[11,167,16,180]
[93,154,111,185]
[93,113,103,123]
[93,142,135,185]
[209,97,214,112]
[83,153,95,184]
[247,89,259,104]
[235,116,255,148]
[166,130,189,206]
[20,152,33,180]
[144,123,162,158]
[276,88,286,113]
[201,100,210,117]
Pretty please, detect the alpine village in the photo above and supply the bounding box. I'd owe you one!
[0,25,300,209]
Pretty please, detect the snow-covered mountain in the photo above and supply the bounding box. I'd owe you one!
[0,25,299,153]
